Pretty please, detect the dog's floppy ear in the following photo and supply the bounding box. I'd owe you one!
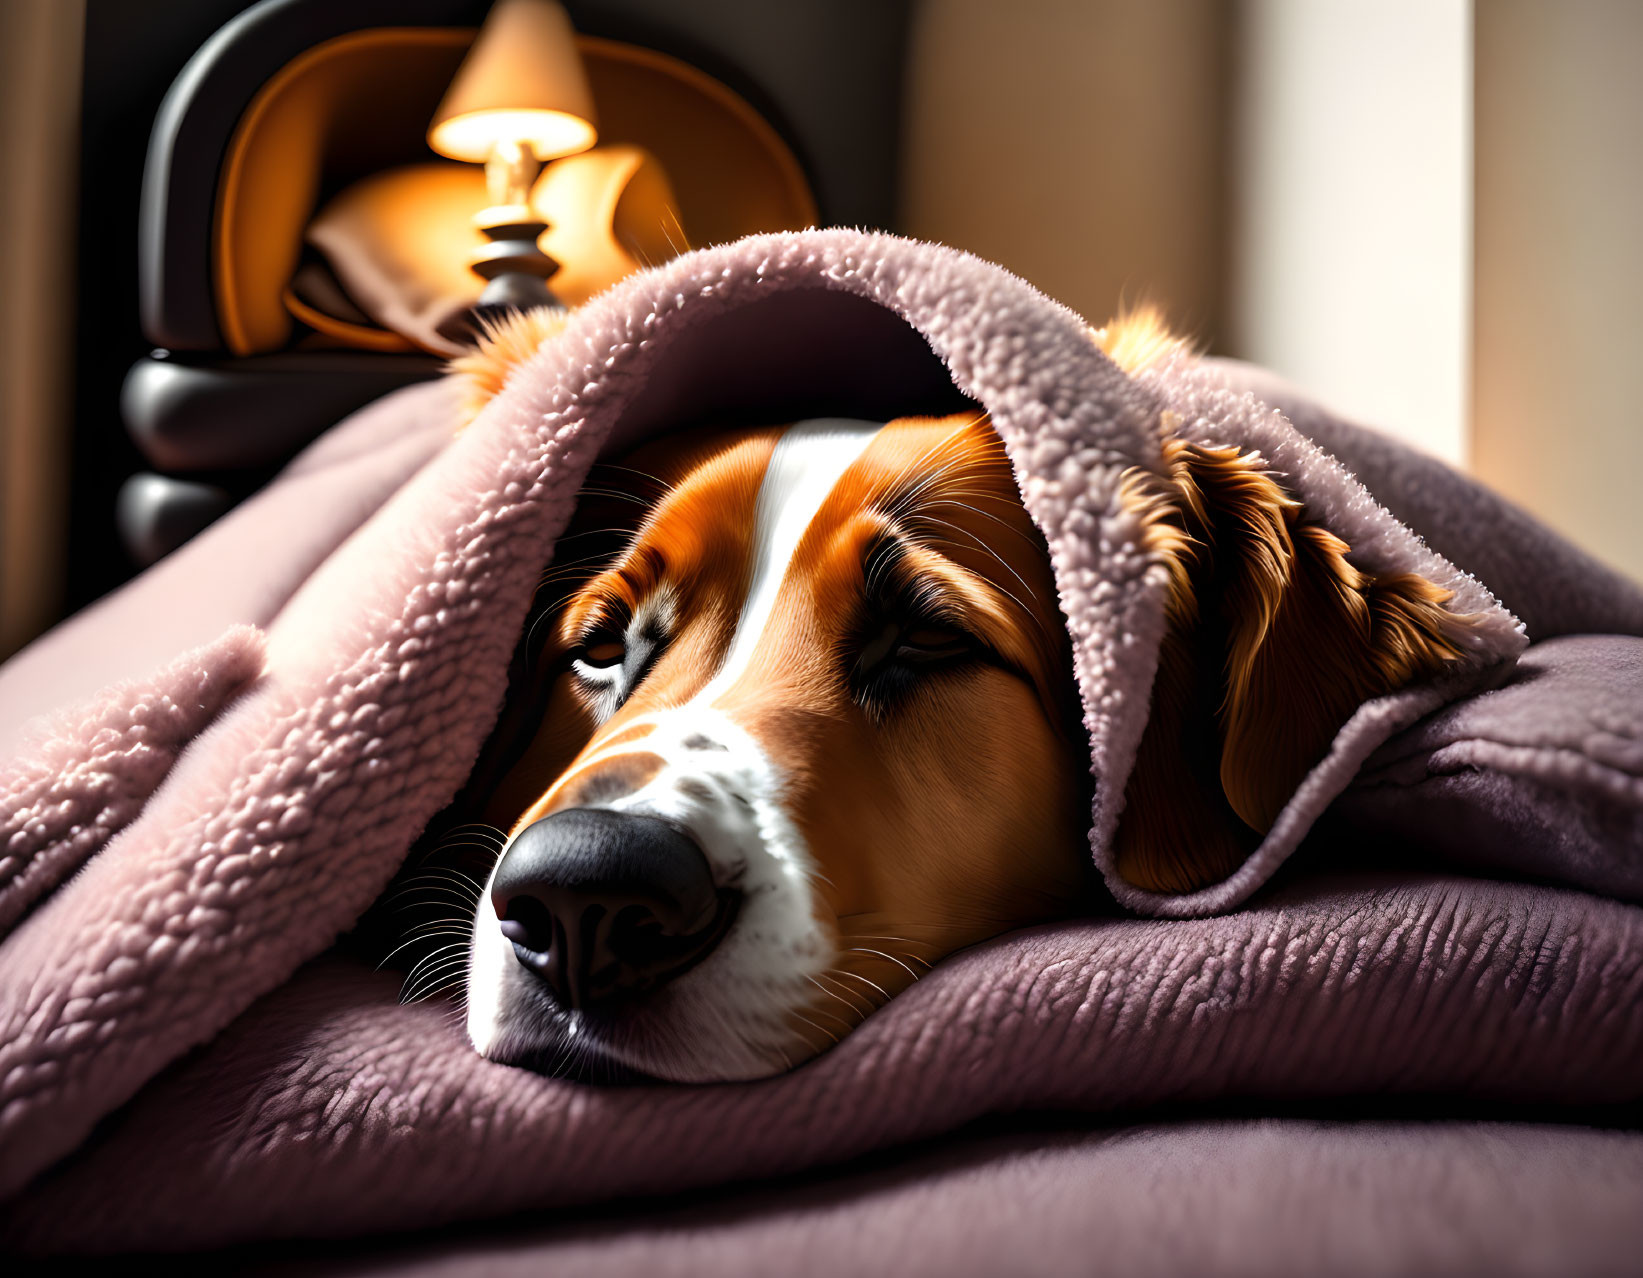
[1114,433,1473,895]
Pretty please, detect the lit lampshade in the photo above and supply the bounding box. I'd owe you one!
[428,0,597,167]
[426,0,599,319]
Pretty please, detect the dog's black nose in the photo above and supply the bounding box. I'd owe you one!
[491,809,735,1010]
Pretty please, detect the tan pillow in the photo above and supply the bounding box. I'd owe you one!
[536,143,689,307]
[301,146,687,355]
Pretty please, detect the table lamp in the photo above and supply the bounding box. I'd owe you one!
[427,0,598,316]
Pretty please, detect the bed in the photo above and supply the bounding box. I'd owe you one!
[3,4,1641,1274]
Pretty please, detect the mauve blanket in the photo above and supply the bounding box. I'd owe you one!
[237,1118,1643,1278]
[2,230,1642,1255]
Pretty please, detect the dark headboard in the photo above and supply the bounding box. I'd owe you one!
[70,0,912,600]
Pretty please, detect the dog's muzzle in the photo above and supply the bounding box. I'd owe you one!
[490,809,739,1010]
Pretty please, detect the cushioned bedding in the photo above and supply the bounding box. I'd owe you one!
[222,1118,1643,1278]
[7,869,1642,1256]
[2,231,1641,1269]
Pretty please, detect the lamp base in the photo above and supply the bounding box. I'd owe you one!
[469,204,565,323]
[475,272,561,320]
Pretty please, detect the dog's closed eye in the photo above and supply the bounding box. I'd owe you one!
[574,636,626,668]
[849,543,987,708]
[853,616,979,709]
[894,623,971,662]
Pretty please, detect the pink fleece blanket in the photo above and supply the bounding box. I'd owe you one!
[3,230,1642,1254]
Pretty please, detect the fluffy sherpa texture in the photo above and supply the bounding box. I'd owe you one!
[0,625,264,934]
[1,230,1641,1254]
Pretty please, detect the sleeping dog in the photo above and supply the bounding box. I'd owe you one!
[432,309,1469,1083]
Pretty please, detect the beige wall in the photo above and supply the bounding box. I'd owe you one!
[900,0,1475,466]
[903,0,1643,583]
[0,0,83,658]
[1474,0,1643,582]
[899,0,1226,335]
[1227,0,1472,467]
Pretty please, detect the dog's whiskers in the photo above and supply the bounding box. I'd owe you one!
[433,822,507,841]
[406,840,501,862]
[536,547,623,586]
[378,926,474,969]
[402,956,470,999]
[790,1010,843,1049]
[593,461,679,501]
[886,420,1005,512]
[394,863,487,886]
[845,946,925,982]
[916,494,1046,550]
[400,946,471,1003]
[387,883,484,913]
[797,989,857,1031]
[811,971,875,1015]
[826,966,893,1003]
[575,485,656,509]
[840,933,938,969]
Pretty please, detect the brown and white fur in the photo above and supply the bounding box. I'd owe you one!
[444,309,1473,1083]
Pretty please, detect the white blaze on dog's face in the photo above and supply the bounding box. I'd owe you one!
[465,413,1090,1082]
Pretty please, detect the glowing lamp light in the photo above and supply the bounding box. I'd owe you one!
[427,0,598,316]
[429,109,597,171]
